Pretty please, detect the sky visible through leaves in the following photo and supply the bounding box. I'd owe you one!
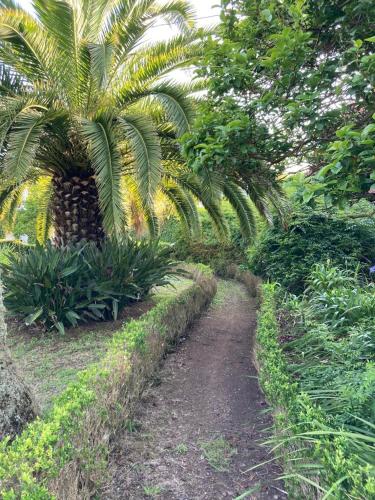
[21,0,220,81]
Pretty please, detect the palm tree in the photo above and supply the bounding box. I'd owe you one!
[0,0,208,246]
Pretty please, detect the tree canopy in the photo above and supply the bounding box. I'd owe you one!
[182,0,375,209]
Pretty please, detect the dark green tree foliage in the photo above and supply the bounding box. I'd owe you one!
[249,210,375,293]
[182,0,375,207]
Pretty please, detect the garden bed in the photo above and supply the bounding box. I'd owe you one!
[0,268,215,499]
[7,277,193,414]
[255,283,375,500]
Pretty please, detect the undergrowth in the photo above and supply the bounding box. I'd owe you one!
[256,271,375,499]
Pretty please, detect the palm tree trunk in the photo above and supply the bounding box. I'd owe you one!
[52,174,105,246]
[0,280,38,441]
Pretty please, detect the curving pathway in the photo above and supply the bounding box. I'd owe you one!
[101,280,286,499]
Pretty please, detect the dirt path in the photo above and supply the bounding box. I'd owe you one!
[101,280,286,500]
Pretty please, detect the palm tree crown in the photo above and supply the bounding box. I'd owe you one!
[0,0,205,245]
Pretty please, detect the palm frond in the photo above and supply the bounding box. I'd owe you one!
[139,81,196,137]
[0,9,61,88]
[147,0,196,31]
[34,176,53,244]
[105,0,195,69]
[117,113,162,203]
[0,64,25,96]
[165,167,229,241]
[115,32,204,93]
[34,0,90,108]
[142,203,159,238]
[88,41,113,90]
[161,179,200,238]
[0,180,23,229]
[2,109,46,180]
[82,114,125,238]
[223,181,257,242]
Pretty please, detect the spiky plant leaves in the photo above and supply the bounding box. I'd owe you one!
[1,239,180,332]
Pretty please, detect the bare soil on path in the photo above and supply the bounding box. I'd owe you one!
[102,280,286,500]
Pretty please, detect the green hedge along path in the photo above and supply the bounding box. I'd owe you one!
[102,280,286,499]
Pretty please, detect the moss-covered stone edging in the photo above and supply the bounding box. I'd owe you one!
[255,283,374,500]
[0,265,216,499]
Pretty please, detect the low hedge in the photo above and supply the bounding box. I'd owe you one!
[256,284,375,499]
[0,265,216,499]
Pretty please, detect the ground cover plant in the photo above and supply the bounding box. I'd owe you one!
[1,239,180,333]
[256,264,375,499]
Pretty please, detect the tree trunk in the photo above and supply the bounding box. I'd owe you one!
[52,174,105,247]
[0,280,38,441]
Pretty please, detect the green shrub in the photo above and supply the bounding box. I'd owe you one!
[248,209,375,293]
[160,202,252,275]
[170,240,245,277]
[1,240,179,333]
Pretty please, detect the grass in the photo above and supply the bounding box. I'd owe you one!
[174,442,188,454]
[212,279,247,308]
[7,278,193,414]
[200,437,237,472]
[143,485,163,497]
[153,276,193,302]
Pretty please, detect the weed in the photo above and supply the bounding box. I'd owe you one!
[124,419,139,433]
[143,485,163,497]
[174,443,188,454]
[200,437,237,472]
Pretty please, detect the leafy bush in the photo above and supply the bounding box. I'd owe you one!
[170,240,245,277]
[160,202,252,276]
[248,209,375,293]
[1,240,179,333]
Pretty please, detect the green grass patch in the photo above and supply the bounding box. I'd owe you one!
[143,485,163,497]
[200,437,237,472]
[7,279,192,413]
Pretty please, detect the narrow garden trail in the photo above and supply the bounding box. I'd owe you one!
[102,281,286,499]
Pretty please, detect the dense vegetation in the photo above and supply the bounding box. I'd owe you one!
[0,0,374,498]
[249,209,375,293]
[257,265,375,499]
[1,239,179,333]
